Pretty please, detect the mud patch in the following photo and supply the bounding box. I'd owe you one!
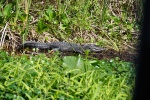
[8,47,137,64]
[59,49,137,63]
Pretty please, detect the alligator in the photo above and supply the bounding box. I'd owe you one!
[17,41,105,54]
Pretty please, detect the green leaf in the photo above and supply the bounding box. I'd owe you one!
[36,20,48,33]
[0,3,2,8]
[44,7,55,21]
[3,4,12,17]
[0,83,5,90]
[60,14,69,25]
[18,12,27,22]
[5,93,14,99]
[63,56,84,72]
[0,12,3,16]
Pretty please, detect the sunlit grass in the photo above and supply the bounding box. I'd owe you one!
[0,0,139,99]
[0,51,135,99]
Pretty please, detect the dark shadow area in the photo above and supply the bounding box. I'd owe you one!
[133,0,150,99]
[60,49,137,63]
[14,46,137,63]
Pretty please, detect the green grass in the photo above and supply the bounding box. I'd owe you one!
[0,51,135,99]
[0,0,142,51]
[0,0,139,99]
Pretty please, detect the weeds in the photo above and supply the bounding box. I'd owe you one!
[0,0,141,51]
[0,51,135,99]
[0,0,139,99]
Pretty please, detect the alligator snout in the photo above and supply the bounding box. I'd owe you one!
[82,44,105,52]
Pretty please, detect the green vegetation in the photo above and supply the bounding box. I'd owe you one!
[0,51,135,99]
[0,0,141,50]
[0,0,141,99]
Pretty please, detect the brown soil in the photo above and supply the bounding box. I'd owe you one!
[60,49,137,63]
[7,44,138,64]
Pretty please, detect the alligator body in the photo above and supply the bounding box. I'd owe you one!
[18,41,105,53]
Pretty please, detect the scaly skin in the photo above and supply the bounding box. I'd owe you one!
[18,41,105,53]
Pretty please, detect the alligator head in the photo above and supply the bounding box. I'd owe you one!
[81,44,105,52]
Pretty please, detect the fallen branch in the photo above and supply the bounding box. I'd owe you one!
[0,22,8,48]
